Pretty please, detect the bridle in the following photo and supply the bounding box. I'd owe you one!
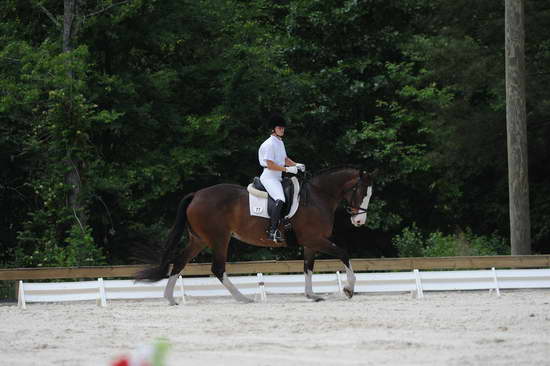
[342,172,371,218]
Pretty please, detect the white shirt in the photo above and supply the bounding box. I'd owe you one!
[258,135,287,178]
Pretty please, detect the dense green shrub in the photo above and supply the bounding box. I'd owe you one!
[393,225,510,257]
[392,223,425,257]
[15,223,105,267]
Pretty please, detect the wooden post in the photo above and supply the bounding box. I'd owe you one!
[505,0,531,254]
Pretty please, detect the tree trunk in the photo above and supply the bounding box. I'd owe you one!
[64,0,86,225]
[505,0,531,254]
[63,0,79,54]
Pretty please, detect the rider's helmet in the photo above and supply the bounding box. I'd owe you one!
[268,112,287,131]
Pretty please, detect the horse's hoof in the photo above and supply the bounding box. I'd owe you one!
[166,298,178,306]
[343,287,354,299]
[238,297,254,304]
[307,295,325,302]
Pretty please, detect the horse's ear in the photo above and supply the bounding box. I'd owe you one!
[360,169,379,181]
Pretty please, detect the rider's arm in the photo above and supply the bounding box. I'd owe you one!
[285,157,297,166]
[265,159,287,172]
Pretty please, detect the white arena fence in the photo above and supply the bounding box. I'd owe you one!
[17,268,550,309]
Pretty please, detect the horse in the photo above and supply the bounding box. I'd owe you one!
[136,167,375,304]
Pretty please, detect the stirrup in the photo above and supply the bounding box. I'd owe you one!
[268,229,283,243]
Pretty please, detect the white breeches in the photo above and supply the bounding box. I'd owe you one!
[260,170,285,202]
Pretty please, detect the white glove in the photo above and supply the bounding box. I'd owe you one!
[295,163,306,172]
[285,166,298,174]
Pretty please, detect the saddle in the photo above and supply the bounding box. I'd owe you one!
[247,176,300,219]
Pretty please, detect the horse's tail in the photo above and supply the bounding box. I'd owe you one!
[135,193,195,282]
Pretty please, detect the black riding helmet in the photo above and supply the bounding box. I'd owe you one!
[268,112,287,131]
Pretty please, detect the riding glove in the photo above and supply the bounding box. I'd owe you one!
[285,166,298,174]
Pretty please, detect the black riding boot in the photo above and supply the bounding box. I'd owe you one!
[268,200,284,242]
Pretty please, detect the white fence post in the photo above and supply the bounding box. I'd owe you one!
[178,275,186,304]
[257,273,266,302]
[18,280,26,310]
[414,269,424,299]
[491,267,501,297]
[336,271,343,295]
[98,278,107,307]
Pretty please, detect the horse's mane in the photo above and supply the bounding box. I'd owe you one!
[300,165,360,206]
[310,165,361,178]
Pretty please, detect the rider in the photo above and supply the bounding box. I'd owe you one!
[258,112,305,242]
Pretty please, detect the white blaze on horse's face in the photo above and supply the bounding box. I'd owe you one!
[351,185,372,227]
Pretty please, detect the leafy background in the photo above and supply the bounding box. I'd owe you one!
[1,0,549,269]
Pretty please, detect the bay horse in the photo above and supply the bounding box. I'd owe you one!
[136,167,375,304]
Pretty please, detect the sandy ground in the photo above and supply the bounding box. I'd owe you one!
[1,289,550,366]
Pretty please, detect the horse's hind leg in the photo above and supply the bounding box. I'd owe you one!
[303,247,325,302]
[164,275,179,306]
[164,235,206,306]
[211,244,254,304]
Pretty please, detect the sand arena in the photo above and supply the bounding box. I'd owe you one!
[1,289,549,365]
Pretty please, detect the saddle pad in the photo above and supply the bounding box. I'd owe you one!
[248,176,300,219]
[248,193,270,218]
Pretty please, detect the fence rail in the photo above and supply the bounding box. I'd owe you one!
[2,255,550,281]
[16,268,550,308]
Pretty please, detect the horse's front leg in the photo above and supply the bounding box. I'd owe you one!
[303,238,355,299]
[341,260,356,299]
[303,247,325,302]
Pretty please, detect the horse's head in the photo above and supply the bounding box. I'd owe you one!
[343,169,376,227]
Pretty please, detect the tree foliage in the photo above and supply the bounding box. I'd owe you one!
[1,0,550,269]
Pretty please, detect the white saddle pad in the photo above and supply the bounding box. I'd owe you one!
[247,176,300,219]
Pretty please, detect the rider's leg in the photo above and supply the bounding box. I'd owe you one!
[259,176,286,242]
[268,199,284,241]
